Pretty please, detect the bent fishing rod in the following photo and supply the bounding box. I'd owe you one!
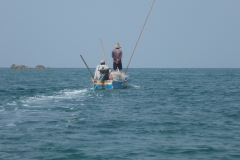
[125,0,155,73]
[80,55,94,78]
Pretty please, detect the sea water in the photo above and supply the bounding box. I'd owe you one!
[0,68,240,159]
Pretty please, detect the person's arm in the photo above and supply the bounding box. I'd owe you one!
[119,50,122,59]
[94,65,100,79]
[94,67,98,79]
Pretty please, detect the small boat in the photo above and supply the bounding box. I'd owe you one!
[92,71,129,90]
[81,1,154,91]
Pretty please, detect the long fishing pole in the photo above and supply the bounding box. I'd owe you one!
[125,0,155,73]
[93,74,105,91]
[100,38,107,65]
[80,55,94,78]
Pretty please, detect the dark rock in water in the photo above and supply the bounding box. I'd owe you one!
[35,65,45,69]
[35,65,50,69]
[10,64,50,69]
[10,64,30,69]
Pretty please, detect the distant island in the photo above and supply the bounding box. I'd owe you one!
[10,64,50,69]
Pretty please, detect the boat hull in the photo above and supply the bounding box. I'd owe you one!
[112,80,127,89]
[93,80,127,90]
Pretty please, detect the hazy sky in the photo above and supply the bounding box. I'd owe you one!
[1,0,240,68]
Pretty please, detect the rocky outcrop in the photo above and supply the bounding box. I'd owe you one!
[10,64,30,69]
[35,65,50,69]
[10,64,50,69]
[35,65,45,69]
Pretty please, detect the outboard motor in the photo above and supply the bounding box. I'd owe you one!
[99,68,110,80]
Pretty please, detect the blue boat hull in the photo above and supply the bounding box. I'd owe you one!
[93,80,128,90]
[112,80,127,89]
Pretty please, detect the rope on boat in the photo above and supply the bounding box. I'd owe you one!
[125,0,155,73]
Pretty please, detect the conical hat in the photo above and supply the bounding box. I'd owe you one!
[114,43,121,49]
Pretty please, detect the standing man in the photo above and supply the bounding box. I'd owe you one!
[112,43,122,71]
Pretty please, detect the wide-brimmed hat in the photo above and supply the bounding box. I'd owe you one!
[114,43,121,49]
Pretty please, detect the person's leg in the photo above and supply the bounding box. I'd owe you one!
[118,62,122,71]
[113,62,117,71]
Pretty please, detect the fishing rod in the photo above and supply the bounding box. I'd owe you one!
[125,0,155,73]
[93,74,105,91]
[100,38,107,65]
[80,55,94,78]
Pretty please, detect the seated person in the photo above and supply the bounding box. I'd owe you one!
[92,60,110,82]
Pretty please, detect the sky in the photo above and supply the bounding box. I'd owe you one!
[0,0,240,68]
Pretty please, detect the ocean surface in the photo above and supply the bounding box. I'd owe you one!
[0,68,240,160]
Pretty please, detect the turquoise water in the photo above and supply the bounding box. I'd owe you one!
[0,68,240,159]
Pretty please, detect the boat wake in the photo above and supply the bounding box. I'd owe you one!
[23,88,89,104]
[1,88,92,128]
[129,84,141,89]
[3,88,90,110]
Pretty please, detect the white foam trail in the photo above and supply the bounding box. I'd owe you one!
[6,123,16,127]
[63,89,88,96]
[130,84,141,89]
[21,88,89,106]
[6,101,17,106]
[0,108,5,112]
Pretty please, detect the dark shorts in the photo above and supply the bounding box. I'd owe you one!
[113,61,122,70]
